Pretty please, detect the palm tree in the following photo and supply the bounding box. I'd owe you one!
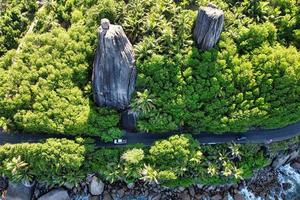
[229,143,241,160]
[131,89,156,116]
[4,156,33,185]
[140,164,158,184]
[232,166,243,180]
[207,164,218,176]
[222,161,233,177]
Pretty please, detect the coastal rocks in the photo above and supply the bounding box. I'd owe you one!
[103,191,113,200]
[188,186,195,197]
[247,167,280,197]
[282,182,292,191]
[179,191,191,200]
[38,188,70,200]
[89,176,104,195]
[5,182,33,200]
[291,157,300,173]
[233,193,244,200]
[211,194,222,200]
[92,18,136,110]
[271,149,299,169]
[0,177,8,192]
[193,3,224,50]
[2,155,300,200]
[127,182,135,189]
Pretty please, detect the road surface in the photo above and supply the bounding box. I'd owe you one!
[0,121,300,147]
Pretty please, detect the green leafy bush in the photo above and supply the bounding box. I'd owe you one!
[0,135,270,187]
[0,0,300,136]
[0,0,38,55]
[0,139,85,185]
[131,0,300,133]
[0,1,121,140]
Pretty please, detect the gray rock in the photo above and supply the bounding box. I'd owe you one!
[291,161,300,172]
[211,194,223,200]
[63,182,74,190]
[178,186,185,192]
[127,182,135,189]
[179,191,191,200]
[121,109,138,131]
[271,150,299,169]
[34,187,41,199]
[282,182,292,191]
[193,3,224,50]
[293,156,300,163]
[188,186,195,197]
[150,193,161,200]
[5,182,33,200]
[117,188,125,198]
[89,176,104,195]
[0,177,8,191]
[93,18,136,110]
[38,188,70,200]
[89,196,100,200]
[195,193,202,199]
[103,191,113,200]
[233,193,245,200]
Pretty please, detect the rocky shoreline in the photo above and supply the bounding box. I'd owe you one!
[1,144,299,200]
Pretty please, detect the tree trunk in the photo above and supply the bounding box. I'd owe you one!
[193,4,224,50]
[92,19,136,110]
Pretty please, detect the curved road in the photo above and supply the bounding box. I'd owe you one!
[1,121,300,147]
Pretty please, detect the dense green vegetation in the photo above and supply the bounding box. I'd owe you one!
[0,138,85,185]
[1,0,299,190]
[130,0,300,133]
[0,0,38,56]
[0,0,124,141]
[1,0,300,135]
[0,135,269,186]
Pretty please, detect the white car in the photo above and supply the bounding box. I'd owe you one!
[236,136,247,141]
[265,139,273,144]
[113,138,127,145]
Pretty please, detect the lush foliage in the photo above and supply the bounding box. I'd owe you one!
[0,0,300,135]
[84,135,269,186]
[130,0,300,133]
[0,0,124,140]
[0,0,38,56]
[0,139,85,185]
[0,135,270,187]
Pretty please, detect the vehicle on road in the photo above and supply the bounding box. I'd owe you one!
[113,138,127,145]
[205,142,217,145]
[236,136,247,141]
[265,139,273,144]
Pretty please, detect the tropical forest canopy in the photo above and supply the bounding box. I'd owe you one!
[0,0,300,139]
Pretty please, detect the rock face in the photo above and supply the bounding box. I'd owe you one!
[121,109,138,131]
[89,176,104,195]
[291,161,300,172]
[38,188,70,200]
[0,177,8,192]
[271,149,299,169]
[193,3,224,50]
[5,182,33,200]
[93,18,136,110]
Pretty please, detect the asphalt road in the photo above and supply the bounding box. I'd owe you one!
[1,121,300,147]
